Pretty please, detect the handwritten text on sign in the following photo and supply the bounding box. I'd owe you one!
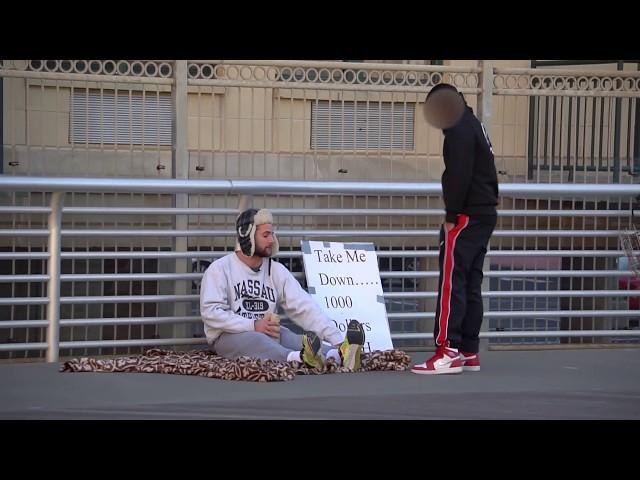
[301,240,393,352]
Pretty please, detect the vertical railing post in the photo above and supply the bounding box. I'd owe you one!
[237,195,252,213]
[46,192,64,362]
[173,60,189,180]
[171,60,190,343]
[527,60,537,181]
[479,254,491,353]
[477,60,494,135]
[612,61,623,183]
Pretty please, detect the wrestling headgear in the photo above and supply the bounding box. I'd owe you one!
[235,208,279,257]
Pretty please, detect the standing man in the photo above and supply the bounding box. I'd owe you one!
[412,83,499,375]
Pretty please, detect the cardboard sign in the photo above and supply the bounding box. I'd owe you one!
[301,240,393,352]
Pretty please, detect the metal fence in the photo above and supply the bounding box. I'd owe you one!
[1,60,640,360]
[1,176,640,361]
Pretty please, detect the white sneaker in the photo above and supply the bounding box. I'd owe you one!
[411,346,463,375]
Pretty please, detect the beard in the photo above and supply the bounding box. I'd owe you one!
[254,245,272,258]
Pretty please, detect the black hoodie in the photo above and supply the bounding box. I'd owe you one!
[441,105,499,224]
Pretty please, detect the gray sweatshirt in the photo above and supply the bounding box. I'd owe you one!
[200,253,343,346]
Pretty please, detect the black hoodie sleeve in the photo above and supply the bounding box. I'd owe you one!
[442,123,475,224]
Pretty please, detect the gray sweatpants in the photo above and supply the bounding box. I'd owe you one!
[213,326,332,362]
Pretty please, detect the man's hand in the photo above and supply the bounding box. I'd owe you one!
[254,313,281,339]
[444,222,456,232]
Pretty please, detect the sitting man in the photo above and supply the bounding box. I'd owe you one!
[200,207,365,371]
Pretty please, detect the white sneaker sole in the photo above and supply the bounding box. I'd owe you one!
[462,365,480,372]
[411,366,463,375]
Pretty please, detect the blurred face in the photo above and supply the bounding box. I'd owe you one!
[254,223,274,257]
[424,88,465,129]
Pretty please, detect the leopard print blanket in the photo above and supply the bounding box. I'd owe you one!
[60,348,411,382]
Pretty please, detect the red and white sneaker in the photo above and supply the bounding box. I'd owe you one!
[460,351,480,372]
[411,345,462,375]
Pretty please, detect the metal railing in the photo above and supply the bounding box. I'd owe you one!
[1,176,640,361]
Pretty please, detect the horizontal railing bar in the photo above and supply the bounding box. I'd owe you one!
[0,275,49,282]
[393,330,640,340]
[4,304,637,328]
[3,289,640,308]
[0,229,626,238]
[494,66,640,77]
[0,294,199,306]
[5,285,640,308]
[0,249,627,261]
[205,60,482,73]
[379,270,633,278]
[53,273,200,281]
[494,89,640,98]
[0,316,201,328]
[0,207,52,214]
[486,250,625,257]
[0,338,203,352]
[0,230,49,236]
[0,206,630,217]
[384,290,640,299]
[2,176,640,197]
[193,78,481,94]
[0,68,174,85]
[0,269,634,283]
[0,273,198,282]
[388,310,640,319]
